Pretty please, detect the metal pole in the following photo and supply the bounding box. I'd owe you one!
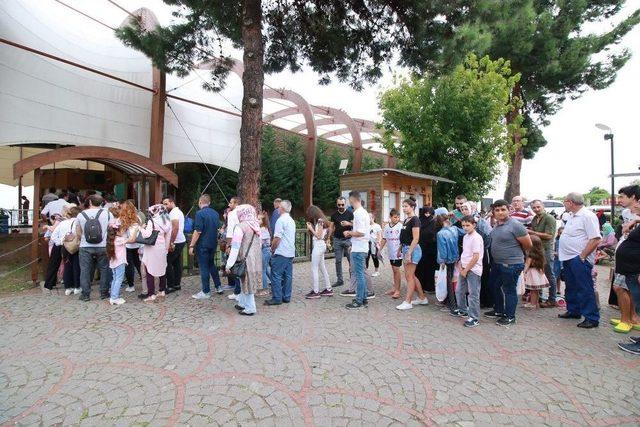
[610,135,615,224]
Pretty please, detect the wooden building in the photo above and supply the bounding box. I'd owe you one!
[339,169,455,223]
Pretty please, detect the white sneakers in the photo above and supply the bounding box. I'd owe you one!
[109,298,125,305]
[227,293,238,300]
[396,301,413,310]
[125,286,135,292]
[73,288,81,295]
[192,291,211,300]
[411,298,429,306]
[64,289,73,296]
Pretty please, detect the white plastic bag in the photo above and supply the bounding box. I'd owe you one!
[435,264,448,302]
[516,273,525,296]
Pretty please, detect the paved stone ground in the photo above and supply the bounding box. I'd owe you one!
[1,262,639,426]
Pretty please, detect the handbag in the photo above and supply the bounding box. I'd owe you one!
[135,219,159,246]
[435,264,448,302]
[63,219,80,255]
[230,231,256,278]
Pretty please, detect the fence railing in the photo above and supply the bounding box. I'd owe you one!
[0,209,35,232]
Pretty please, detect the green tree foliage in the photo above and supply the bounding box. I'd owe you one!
[380,55,520,205]
[583,187,611,205]
[404,0,640,199]
[259,127,305,209]
[117,1,467,206]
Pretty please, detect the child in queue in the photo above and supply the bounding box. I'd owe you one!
[523,235,550,309]
[453,215,484,327]
[380,209,403,299]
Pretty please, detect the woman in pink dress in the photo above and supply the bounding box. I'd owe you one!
[139,204,172,302]
[523,235,550,309]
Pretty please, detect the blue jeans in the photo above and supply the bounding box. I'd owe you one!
[197,246,221,294]
[562,256,600,322]
[456,271,481,320]
[490,262,525,318]
[79,247,109,297]
[544,247,557,301]
[261,246,272,289]
[271,254,293,303]
[351,251,367,304]
[110,264,126,299]
[626,274,640,315]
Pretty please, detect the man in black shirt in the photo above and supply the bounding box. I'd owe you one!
[329,197,353,287]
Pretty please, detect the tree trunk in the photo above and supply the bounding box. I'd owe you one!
[238,0,264,207]
[503,83,522,201]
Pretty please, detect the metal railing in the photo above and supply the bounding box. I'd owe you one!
[0,209,35,231]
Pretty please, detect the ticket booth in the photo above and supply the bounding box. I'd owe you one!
[339,168,455,223]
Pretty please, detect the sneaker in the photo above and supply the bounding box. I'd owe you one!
[228,293,238,300]
[366,292,376,300]
[618,342,640,355]
[629,336,640,344]
[305,291,321,299]
[319,289,334,297]
[333,281,344,288]
[143,294,157,303]
[125,286,135,293]
[340,290,356,297]
[78,294,90,302]
[73,288,81,295]
[484,310,503,318]
[411,298,429,306]
[396,301,413,310]
[372,271,380,277]
[215,288,224,295]
[450,309,467,317]
[346,300,366,310]
[109,298,125,305]
[221,285,235,291]
[138,293,149,300]
[556,298,566,308]
[64,289,73,296]
[496,317,516,326]
[192,291,211,300]
[464,318,479,328]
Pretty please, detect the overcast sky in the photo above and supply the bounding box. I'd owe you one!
[1,0,638,208]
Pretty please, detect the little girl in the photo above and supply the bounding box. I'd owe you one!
[523,235,550,308]
[106,219,138,305]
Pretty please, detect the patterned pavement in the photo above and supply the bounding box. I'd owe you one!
[1,262,639,426]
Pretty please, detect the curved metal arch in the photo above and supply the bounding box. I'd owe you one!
[13,146,179,187]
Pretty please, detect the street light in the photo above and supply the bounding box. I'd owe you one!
[595,123,615,223]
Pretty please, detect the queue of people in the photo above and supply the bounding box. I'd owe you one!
[38,185,640,355]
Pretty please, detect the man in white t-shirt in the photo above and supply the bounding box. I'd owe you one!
[344,190,370,309]
[380,209,403,298]
[558,192,601,328]
[41,191,71,222]
[163,196,186,293]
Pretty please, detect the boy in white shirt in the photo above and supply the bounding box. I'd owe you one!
[454,215,484,327]
[380,209,403,299]
[344,191,371,309]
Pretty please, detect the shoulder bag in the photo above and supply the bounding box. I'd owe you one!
[230,230,256,278]
[135,218,159,246]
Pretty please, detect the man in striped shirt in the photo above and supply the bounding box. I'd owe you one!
[510,195,533,226]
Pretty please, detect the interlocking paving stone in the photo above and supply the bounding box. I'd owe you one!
[0,263,639,426]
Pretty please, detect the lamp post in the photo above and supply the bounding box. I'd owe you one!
[595,123,615,223]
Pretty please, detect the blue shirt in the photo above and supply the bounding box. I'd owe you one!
[194,206,220,249]
[437,226,461,264]
[270,208,280,234]
[274,212,296,258]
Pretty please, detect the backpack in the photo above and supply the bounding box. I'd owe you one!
[81,209,104,244]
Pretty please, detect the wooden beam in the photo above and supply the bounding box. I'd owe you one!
[31,169,41,284]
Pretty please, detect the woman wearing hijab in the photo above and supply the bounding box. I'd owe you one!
[225,204,263,315]
[139,204,172,302]
[416,206,438,293]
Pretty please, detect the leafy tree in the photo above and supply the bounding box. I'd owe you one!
[116,0,470,207]
[583,186,611,205]
[403,0,640,200]
[380,55,520,205]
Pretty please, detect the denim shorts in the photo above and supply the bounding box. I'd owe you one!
[401,244,422,264]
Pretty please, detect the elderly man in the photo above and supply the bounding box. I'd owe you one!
[528,199,558,307]
[558,192,601,328]
[266,200,296,306]
[510,195,533,226]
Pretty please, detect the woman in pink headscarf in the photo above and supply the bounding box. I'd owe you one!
[139,204,172,302]
[225,204,262,315]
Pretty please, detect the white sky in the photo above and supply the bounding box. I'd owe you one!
[1,0,639,209]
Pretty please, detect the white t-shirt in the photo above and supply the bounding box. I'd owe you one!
[226,209,239,239]
[461,231,484,276]
[42,198,71,218]
[77,207,113,248]
[369,223,382,244]
[350,207,370,253]
[169,207,186,244]
[383,222,402,260]
[559,207,601,264]
[50,217,78,246]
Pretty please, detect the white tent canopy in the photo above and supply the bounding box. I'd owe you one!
[0,0,241,187]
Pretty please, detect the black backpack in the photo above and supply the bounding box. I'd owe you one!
[81,209,104,244]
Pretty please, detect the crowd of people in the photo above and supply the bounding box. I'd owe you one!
[38,184,640,354]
